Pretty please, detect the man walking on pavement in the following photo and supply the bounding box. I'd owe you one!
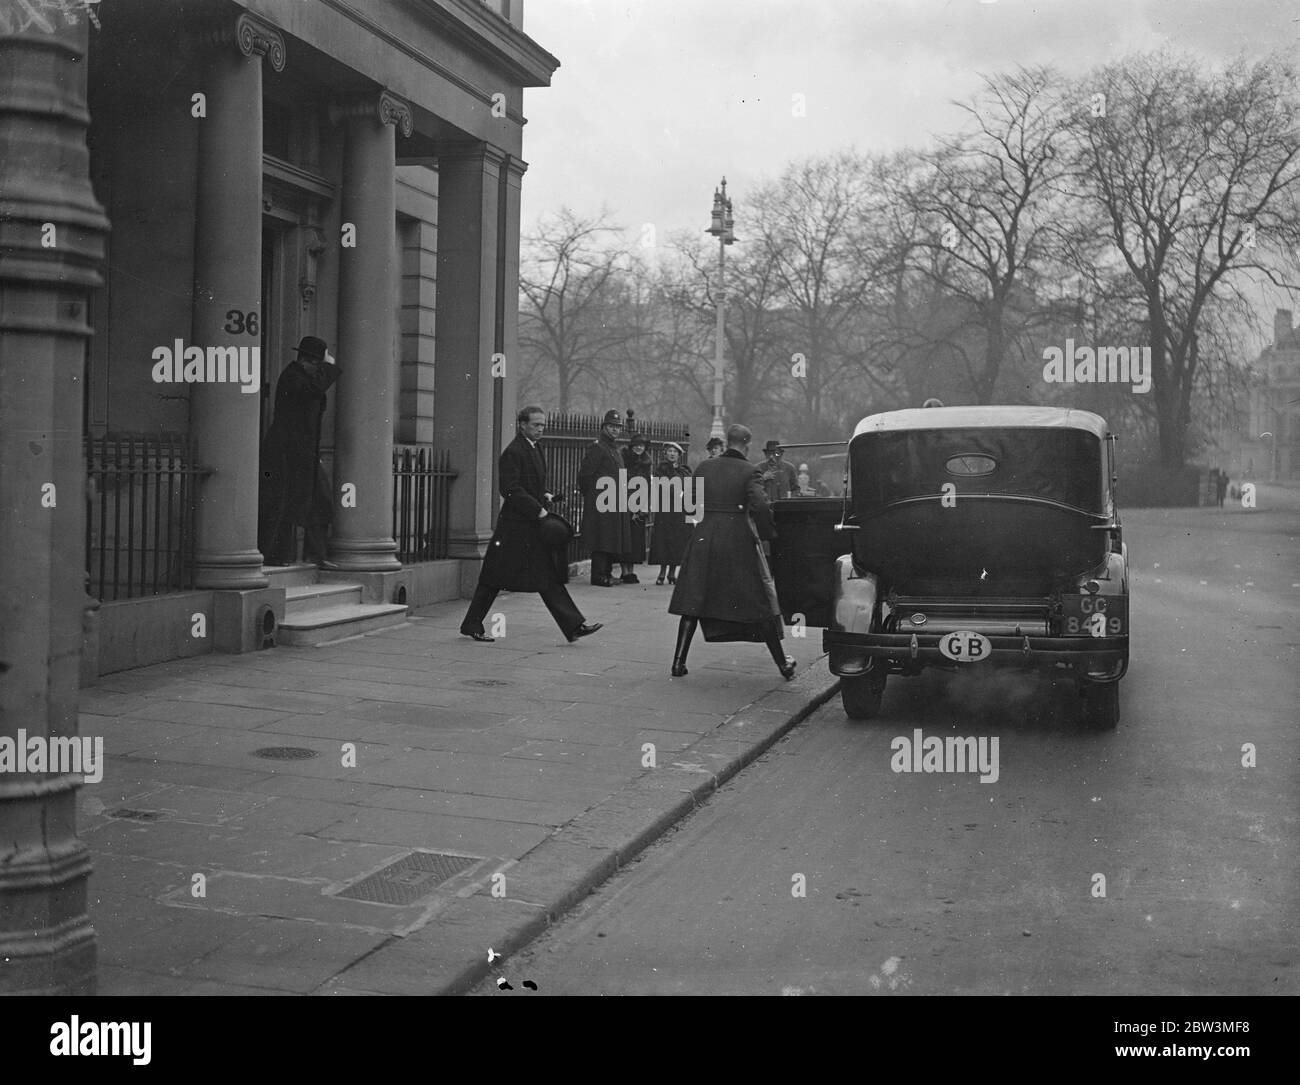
[459,406,602,644]
[578,409,634,587]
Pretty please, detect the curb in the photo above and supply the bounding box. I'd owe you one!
[421,662,839,995]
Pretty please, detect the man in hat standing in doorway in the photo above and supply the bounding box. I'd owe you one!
[259,335,338,567]
[459,405,602,643]
[577,409,634,586]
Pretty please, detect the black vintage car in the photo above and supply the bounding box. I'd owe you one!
[770,407,1129,729]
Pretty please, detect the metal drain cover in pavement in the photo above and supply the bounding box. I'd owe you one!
[108,808,164,822]
[251,746,319,760]
[334,851,480,906]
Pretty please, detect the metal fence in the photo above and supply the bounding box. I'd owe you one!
[85,433,208,601]
[392,445,457,562]
[540,411,691,564]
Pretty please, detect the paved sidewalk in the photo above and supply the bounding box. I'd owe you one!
[81,578,835,995]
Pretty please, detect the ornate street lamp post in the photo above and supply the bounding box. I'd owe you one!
[705,178,735,441]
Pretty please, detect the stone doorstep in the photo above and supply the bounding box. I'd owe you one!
[276,603,411,647]
[284,582,364,619]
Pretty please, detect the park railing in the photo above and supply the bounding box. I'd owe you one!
[392,445,458,563]
[539,411,691,565]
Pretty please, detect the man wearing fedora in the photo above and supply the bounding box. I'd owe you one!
[258,335,338,567]
[577,409,634,587]
[759,439,797,504]
[459,405,602,644]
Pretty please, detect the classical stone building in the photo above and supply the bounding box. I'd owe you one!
[1239,309,1300,482]
[82,0,557,673]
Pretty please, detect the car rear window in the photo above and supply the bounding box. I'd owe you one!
[850,427,1105,514]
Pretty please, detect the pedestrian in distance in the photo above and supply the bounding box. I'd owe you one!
[759,439,797,503]
[705,436,724,459]
[668,423,795,681]
[459,405,602,644]
[578,409,634,587]
[649,441,692,585]
[258,335,338,567]
[1215,469,1229,507]
[620,431,653,582]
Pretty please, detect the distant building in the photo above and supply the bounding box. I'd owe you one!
[80,0,558,674]
[1233,309,1300,482]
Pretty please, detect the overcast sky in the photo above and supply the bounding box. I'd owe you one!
[519,0,1300,238]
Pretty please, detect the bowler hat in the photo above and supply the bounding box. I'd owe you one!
[762,439,783,453]
[294,335,328,361]
[601,409,623,427]
[537,512,574,549]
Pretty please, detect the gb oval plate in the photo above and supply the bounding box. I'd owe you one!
[938,630,992,662]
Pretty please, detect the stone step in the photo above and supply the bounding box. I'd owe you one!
[276,602,411,647]
[284,582,363,618]
[262,563,321,588]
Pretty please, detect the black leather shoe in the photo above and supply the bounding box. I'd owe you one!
[461,630,494,642]
[592,577,614,587]
[620,573,640,584]
[671,663,688,677]
[779,656,797,681]
[566,622,603,643]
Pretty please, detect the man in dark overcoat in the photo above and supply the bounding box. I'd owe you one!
[577,409,634,586]
[459,405,602,644]
[667,423,794,680]
[759,439,797,503]
[258,335,338,566]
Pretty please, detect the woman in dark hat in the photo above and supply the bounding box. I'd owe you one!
[668,423,795,681]
[649,441,691,585]
[705,437,724,459]
[620,431,653,582]
[258,335,338,566]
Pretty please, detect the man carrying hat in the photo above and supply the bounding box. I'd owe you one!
[577,409,634,587]
[759,439,797,504]
[459,405,602,643]
[258,335,338,567]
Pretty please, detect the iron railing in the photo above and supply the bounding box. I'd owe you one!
[540,411,691,564]
[85,433,208,601]
[392,444,457,562]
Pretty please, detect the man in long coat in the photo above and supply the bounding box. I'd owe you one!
[459,405,602,644]
[577,409,634,586]
[667,423,795,680]
[259,335,338,566]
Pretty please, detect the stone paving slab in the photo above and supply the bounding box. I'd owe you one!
[85,581,836,994]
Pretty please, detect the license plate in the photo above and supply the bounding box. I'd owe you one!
[1062,594,1127,636]
[938,630,992,662]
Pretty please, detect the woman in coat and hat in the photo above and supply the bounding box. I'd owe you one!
[620,431,653,580]
[649,442,692,585]
[258,335,338,566]
[668,424,795,680]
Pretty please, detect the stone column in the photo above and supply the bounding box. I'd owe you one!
[0,13,108,994]
[435,143,506,557]
[327,91,408,571]
[497,155,527,494]
[191,12,284,589]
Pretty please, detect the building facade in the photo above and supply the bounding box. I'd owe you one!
[81,0,558,673]
[1238,309,1300,482]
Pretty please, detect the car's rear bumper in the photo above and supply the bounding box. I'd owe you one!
[823,629,1128,678]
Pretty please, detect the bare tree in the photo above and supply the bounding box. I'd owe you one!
[1064,50,1300,468]
[895,67,1067,404]
[517,209,635,411]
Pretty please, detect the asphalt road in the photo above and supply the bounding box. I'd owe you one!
[473,500,1299,996]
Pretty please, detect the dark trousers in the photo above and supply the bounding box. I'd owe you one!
[460,580,583,638]
[591,551,617,582]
